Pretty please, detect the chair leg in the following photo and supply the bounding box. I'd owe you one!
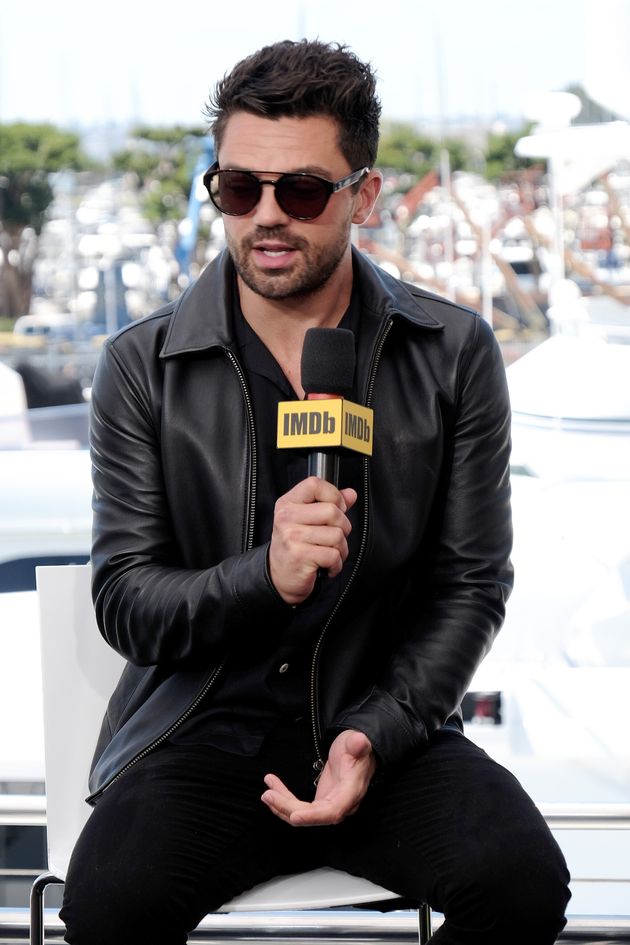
[418,901,432,943]
[30,873,64,945]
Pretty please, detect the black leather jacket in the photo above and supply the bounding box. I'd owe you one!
[87,247,513,801]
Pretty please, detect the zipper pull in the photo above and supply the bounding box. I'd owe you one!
[312,758,324,786]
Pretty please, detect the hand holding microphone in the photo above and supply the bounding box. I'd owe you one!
[268,328,372,605]
[268,477,357,605]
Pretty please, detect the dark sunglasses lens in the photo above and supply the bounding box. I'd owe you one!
[276,175,330,219]
[215,171,260,215]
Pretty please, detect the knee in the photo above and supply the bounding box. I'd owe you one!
[495,859,570,938]
[60,868,191,945]
[61,874,142,945]
[466,832,571,942]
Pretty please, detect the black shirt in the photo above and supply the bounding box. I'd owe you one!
[169,288,363,755]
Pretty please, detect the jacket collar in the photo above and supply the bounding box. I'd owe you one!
[160,250,235,358]
[352,246,445,330]
[160,246,443,359]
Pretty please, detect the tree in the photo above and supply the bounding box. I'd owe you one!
[483,124,535,181]
[111,125,209,226]
[377,121,472,182]
[0,123,94,318]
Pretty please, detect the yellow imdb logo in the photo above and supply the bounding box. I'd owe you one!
[277,399,373,456]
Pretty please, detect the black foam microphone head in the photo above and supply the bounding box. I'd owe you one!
[301,328,356,398]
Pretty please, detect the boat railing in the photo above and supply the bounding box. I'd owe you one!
[539,802,630,830]
[5,796,629,829]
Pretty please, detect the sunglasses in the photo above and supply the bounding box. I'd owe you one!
[203,163,370,221]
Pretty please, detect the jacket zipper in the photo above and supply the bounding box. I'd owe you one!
[90,348,257,801]
[309,318,393,778]
[90,660,228,801]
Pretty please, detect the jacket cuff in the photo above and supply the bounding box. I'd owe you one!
[231,543,294,618]
[328,687,428,769]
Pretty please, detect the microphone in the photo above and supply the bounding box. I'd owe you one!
[301,328,355,486]
[276,327,373,485]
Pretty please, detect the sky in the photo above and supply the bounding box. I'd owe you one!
[0,0,629,135]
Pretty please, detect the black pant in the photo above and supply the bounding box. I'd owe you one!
[60,721,571,944]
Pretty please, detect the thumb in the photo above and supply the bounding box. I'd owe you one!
[345,730,372,759]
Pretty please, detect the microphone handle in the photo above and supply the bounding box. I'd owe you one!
[307,451,339,487]
[308,451,339,591]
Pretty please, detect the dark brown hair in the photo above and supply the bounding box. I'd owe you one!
[204,39,381,170]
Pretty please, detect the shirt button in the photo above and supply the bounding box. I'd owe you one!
[278,662,290,674]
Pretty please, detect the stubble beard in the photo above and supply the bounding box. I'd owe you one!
[225,224,352,301]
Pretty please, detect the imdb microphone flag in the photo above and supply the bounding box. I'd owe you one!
[277,399,373,456]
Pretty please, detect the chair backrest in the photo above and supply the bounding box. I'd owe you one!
[35,563,404,913]
[36,563,125,879]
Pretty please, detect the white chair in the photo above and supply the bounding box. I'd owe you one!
[31,563,432,944]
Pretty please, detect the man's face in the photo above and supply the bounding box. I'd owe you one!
[216,112,367,301]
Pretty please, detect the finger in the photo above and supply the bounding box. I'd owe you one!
[275,500,353,537]
[301,528,350,562]
[344,729,373,760]
[288,798,357,827]
[262,773,291,793]
[340,487,358,511]
[261,774,302,818]
[288,476,351,510]
[262,781,361,827]
[261,789,315,824]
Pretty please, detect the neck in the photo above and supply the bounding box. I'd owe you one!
[237,256,354,398]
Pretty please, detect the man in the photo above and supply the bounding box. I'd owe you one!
[60,39,570,944]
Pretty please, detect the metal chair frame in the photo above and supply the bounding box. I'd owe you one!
[30,871,432,944]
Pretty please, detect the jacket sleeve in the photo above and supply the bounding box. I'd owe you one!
[89,338,291,668]
[330,316,514,766]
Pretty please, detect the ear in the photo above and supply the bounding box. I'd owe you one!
[351,169,383,226]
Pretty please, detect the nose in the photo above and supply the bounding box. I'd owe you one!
[251,180,290,226]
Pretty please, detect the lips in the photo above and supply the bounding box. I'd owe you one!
[254,241,297,254]
[251,243,299,269]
